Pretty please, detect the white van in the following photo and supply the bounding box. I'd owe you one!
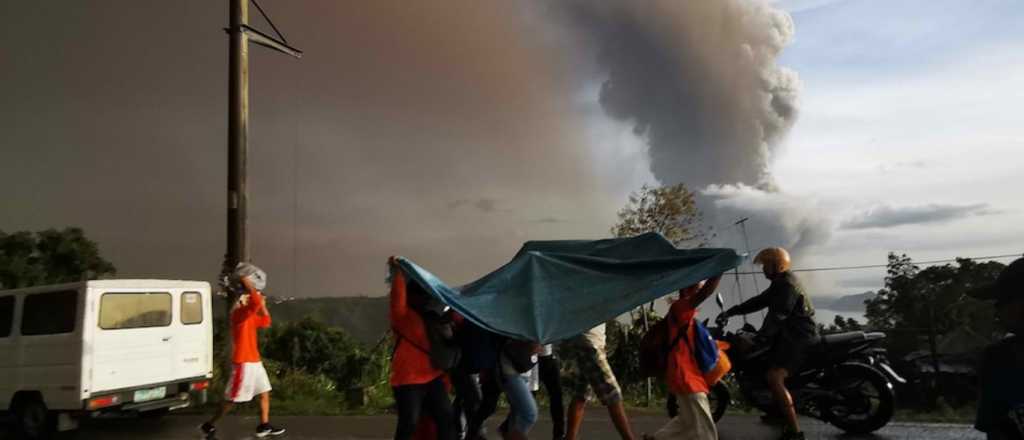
[0,280,213,436]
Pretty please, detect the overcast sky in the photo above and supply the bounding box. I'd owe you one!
[2,0,1021,302]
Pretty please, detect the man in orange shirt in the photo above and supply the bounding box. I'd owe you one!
[201,263,285,438]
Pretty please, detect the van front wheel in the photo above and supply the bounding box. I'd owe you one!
[14,398,55,439]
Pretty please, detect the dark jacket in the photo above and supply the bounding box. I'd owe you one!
[457,321,500,373]
[728,271,817,342]
[976,334,1024,439]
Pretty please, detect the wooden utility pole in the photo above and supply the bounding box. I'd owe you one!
[225,0,250,273]
[221,0,302,283]
[219,0,302,370]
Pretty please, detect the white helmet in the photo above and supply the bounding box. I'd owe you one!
[234,262,267,291]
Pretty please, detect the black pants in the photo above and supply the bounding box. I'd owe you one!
[667,393,678,418]
[466,370,502,439]
[393,377,457,440]
[451,368,483,439]
[538,354,566,439]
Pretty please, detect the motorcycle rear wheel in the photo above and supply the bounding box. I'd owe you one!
[824,363,895,434]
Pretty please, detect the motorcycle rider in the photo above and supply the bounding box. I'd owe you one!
[718,247,816,440]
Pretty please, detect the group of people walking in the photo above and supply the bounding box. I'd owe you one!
[387,258,636,440]
[386,247,819,440]
[195,246,1024,440]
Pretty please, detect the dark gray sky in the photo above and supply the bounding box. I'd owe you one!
[9,1,1015,301]
[0,0,832,298]
[1,1,625,296]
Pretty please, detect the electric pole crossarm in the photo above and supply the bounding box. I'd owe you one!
[239,24,303,59]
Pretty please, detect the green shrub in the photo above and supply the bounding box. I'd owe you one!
[261,317,372,390]
[205,316,396,415]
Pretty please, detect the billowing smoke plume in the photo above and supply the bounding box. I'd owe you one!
[558,0,799,188]
[556,0,829,254]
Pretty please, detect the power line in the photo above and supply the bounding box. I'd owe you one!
[732,252,1023,275]
[250,0,289,44]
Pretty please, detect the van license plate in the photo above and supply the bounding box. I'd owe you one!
[133,387,167,403]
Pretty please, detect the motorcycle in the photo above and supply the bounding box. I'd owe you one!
[704,293,905,434]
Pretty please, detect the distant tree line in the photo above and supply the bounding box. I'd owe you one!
[6,220,1006,414]
[0,227,116,289]
[859,252,1005,409]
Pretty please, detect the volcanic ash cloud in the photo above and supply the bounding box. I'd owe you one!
[554,0,831,253]
[558,0,800,189]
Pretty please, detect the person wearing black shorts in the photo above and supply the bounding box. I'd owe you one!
[719,247,816,440]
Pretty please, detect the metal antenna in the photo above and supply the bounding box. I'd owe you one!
[735,217,766,321]
[731,268,749,326]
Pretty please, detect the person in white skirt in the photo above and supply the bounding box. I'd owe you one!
[201,263,285,438]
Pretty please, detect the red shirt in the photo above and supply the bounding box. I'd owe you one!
[231,289,272,364]
[664,300,709,395]
[389,270,444,386]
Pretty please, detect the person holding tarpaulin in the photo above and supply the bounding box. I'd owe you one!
[476,344,564,440]
[496,336,543,440]
[451,319,494,440]
[562,323,638,440]
[388,257,458,440]
[718,247,816,440]
[643,276,723,440]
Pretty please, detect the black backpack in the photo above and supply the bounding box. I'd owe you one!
[396,311,462,371]
[638,317,671,378]
[499,337,541,374]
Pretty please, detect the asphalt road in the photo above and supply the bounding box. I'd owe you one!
[1,412,984,440]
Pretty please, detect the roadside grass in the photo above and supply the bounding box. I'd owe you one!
[187,358,396,416]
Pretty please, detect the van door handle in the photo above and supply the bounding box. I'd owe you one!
[162,336,173,342]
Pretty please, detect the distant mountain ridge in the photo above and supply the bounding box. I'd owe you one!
[259,291,877,344]
[265,296,390,346]
[813,291,876,312]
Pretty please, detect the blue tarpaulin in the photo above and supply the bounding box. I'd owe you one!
[395,232,744,343]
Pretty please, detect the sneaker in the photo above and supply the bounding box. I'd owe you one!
[199,422,216,436]
[256,423,286,437]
